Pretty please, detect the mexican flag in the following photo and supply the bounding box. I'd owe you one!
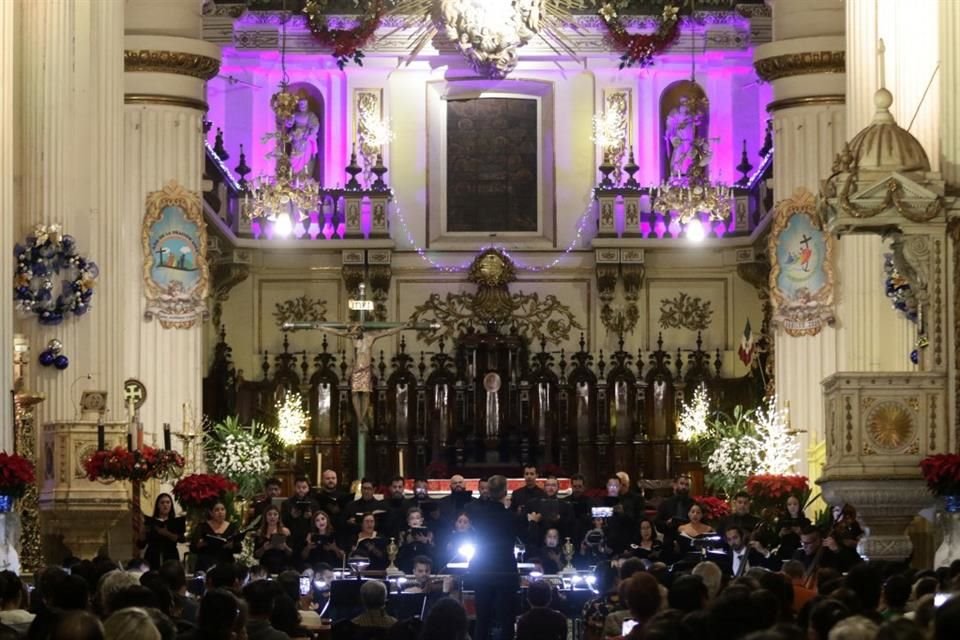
[738,319,755,366]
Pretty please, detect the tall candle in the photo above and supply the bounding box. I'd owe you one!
[316,449,322,487]
[97,416,105,451]
[398,450,405,478]
[163,423,171,450]
[137,421,144,451]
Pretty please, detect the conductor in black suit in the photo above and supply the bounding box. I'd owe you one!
[470,474,519,640]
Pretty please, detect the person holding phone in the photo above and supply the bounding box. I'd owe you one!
[302,510,344,568]
[189,500,241,572]
[253,505,292,574]
[140,493,186,570]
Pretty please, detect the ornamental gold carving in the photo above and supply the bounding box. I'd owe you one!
[753,51,845,82]
[124,50,221,81]
[273,296,328,331]
[410,249,584,345]
[659,293,713,331]
[865,401,915,451]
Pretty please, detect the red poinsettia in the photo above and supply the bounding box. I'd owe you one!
[693,495,730,522]
[84,446,184,482]
[920,454,960,497]
[173,473,239,512]
[0,452,36,499]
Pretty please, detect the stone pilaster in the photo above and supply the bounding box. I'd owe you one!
[754,0,846,474]
[0,0,13,451]
[942,0,960,188]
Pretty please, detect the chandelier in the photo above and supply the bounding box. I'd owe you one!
[243,11,320,238]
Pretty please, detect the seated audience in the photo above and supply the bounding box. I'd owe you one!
[243,579,290,640]
[103,607,160,640]
[516,581,566,640]
[0,570,35,635]
[351,581,396,630]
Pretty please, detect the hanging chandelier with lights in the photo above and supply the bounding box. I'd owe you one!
[244,12,321,238]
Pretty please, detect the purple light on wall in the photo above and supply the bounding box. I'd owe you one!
[640,219,651,238]
[653,215,667,239]
[293,219,306,238]
[251,220,263,238]
[667,216,681,238]
[307,212,321,239]
[713,220,727,237]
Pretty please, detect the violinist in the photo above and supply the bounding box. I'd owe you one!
[824,504,864,571]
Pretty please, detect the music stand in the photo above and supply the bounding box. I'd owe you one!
[387,593,428,620]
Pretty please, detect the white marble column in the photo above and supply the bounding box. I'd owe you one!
[124,0,220,441]
[846,0,940,170]
[754,0,846,472]
[14,0,126,424]
[0,0,13,452]
[941,0,960,187]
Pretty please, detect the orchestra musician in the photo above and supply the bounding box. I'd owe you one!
[402,555,452,594]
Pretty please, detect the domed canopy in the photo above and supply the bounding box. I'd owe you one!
[848,88,930,174]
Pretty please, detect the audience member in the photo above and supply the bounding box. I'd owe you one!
[516,581,566,640]
[51,611,103,640]
[351,580,395,630]
[826,615,878,640]
[242,579,290,640]
[102,607,160,640]
[0,570,35,634]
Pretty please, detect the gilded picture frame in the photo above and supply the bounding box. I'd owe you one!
[142,181,210,329]
[768,187,835,337]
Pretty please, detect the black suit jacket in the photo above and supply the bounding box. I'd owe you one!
[468,499,519,582]
[720,547,780,576]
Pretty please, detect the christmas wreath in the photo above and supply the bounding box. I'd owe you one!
[303,0,387,69]
[83,446,185,483]
[14,224,99,326]
[598,2,681,69]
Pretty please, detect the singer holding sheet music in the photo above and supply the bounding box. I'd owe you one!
[351,513,388,571]
[139,493,186,570]
[302,510,345,568]
[189,500,241,572]
[253,505,292,574]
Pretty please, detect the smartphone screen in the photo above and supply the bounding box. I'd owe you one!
[299,576,311,596]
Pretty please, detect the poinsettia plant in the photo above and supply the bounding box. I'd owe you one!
[920,454,960,497]
[745,474,811,515]
[173,473,239,514]
[693,495,730,522]
[83,446,184,482]
[0,452,36,499]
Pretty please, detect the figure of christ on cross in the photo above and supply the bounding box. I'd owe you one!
[282,286,439,433]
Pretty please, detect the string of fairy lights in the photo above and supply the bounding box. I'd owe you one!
[388,189,598,274]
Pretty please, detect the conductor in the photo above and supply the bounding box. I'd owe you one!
[469,474,519,640]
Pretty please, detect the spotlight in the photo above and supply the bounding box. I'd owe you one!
[458,543,476,562]
[571,575,583,584]
[685,218,706,242]
[397,577,407,585]
[529,570,543,578]
[313,580,327,590]
[274,211,294,238]
[585,575,597,585]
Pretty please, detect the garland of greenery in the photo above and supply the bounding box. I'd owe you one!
[598,2,681,69]
[303,0,386,69]
[14,224,98,326]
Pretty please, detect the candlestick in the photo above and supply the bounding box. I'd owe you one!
[398,450,405,478]
[127,432,133,452]
[137,421,144,451]
[316,449,323,487]
[97,417,105,451]
[163,423,171,450]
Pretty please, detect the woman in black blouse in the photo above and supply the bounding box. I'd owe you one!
[140,493,186,570]
[189,500,240,572]
[253,504,292,574]
[631,519,663,562]
[301,509,345,569]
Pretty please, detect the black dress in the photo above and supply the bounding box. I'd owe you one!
[254,531,292,574]
[303,533,344,569]
[190,521,240,572]
[142,515,186,570]
[396,528,436,573]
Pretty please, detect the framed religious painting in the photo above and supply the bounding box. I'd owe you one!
[425,79,556,249]
[768,187,835,336]
[142,180,210,329]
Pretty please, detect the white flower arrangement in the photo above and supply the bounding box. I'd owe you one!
[205,416,273,498]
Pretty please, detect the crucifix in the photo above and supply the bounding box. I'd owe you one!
[283,283,438,478]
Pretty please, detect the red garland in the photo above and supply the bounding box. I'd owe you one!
[920,454,960,497]
[303,0,385,69]
[599,3,681,69]
[83,446,184,483]
[0,452,36,499]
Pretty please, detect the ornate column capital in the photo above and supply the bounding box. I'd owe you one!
[754,50,845,83]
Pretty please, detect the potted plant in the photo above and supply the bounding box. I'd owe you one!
[0,452,35,512]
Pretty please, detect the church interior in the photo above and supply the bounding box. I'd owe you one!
[3,0,960,593]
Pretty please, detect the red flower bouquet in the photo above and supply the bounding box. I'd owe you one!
[173,473,238,512]
[920,454,960,497]
[0,451,36,499]
[694,495,730,522]
[84,446,184,482]
[745,474,810,515]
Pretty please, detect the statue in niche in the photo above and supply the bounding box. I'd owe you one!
[664,97,708,181]
[285,91,320,176]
